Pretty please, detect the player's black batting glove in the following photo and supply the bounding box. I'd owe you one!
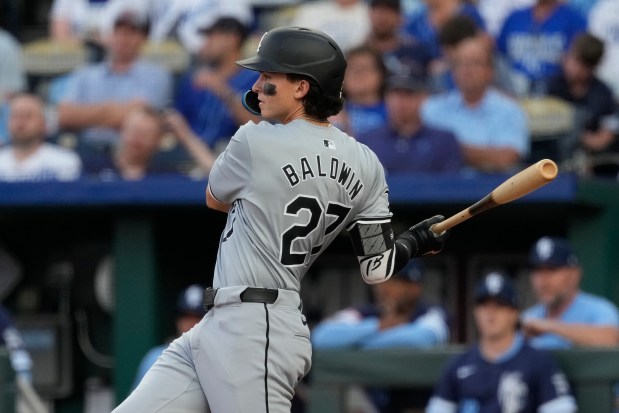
[397,215,449,257]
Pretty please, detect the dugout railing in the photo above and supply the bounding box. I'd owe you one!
[308,347,619,413]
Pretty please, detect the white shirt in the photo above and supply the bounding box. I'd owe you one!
[149,0,253,53]
[0,143,82,182]
[50,0,143,40]
[290,0,371,53]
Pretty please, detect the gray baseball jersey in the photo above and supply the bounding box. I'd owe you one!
[112,119,394,413]
[208,119,392,291]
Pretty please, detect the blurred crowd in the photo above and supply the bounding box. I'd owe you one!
[1,0,619,182]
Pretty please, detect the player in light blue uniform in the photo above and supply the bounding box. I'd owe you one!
[522,236,619,349]
[427,272,577,413]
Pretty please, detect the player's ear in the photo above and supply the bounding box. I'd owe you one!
[294,79,311,99]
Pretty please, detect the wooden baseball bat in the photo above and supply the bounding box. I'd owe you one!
[431,159,559,235]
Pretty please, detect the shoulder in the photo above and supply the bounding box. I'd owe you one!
[420,125,458,141]
[576,292,619,314]
[486,90,526,113]
[134,60,170,77]
[422,92,458,113]
[40,143,80,159]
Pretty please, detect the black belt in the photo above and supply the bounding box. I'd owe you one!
[203,287,279,311]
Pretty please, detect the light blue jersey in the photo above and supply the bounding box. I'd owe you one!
[522,291,619,349]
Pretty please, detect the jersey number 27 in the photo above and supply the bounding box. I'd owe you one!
[280,195,351,266]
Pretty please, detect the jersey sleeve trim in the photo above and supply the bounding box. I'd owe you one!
[346,217,391,231]
[538,396,577,413]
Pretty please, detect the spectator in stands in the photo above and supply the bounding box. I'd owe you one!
[421,35,529,172]
[174,17,258,154]
[330,45,389,138]
[477,0,534,38]
[0,94,82,182]
[496,0,587,97]
[86,107,215,180]
[49,0,143,62]
[426,271,577,413]
[365,0,432,77]
[0,27,26,145]
[312,259,449,413]
[359,71,463,174]
[522,236,619,349]
[403,0,486,62]
[547,33,619,173]
[588,0,619,100]
[290,0,371,53]
[149,0,253,54]
[132,284,206,388]
[57,9,172,159]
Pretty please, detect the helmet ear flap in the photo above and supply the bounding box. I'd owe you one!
[242,90,261,115]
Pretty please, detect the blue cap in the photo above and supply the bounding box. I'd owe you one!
[529,237,579,268]
[176,284,207,316]
[474,272,518,308]
[392,259,424,282]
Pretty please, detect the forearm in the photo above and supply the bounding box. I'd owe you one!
[311,319,378,349]
[362,324,442,349]
[58,102,125,129]
[462,145,521,172]
[544,321,619,347]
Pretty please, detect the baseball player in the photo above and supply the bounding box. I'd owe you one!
[113,26,448,413]
[426,272,577,413]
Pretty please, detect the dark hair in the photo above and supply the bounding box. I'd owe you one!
[439,15,478,48]
[570,33,605,67]
[345,44,388,97]
[286,74,343,120]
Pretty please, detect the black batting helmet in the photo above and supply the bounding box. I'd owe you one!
[237,26,347,98]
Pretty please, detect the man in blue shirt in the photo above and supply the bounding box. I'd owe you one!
[496,0,587,96]
[312,259,449,412]
[174,17,259,153]
[427,272,577,413]
[359,71,463,174]
[58,10,172,152]
[522,236,619,349]
[421,35,528,172]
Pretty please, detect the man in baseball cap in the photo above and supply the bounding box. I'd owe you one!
[474,271,519,309]
[522,236,619,349]
[427,271,577,413]
[113,10,150,35]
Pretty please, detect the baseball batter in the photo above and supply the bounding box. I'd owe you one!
[113,26,449,413]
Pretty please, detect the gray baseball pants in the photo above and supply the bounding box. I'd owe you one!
[112,286,311,413]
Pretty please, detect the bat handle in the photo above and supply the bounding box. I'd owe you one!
[431,209,471,235]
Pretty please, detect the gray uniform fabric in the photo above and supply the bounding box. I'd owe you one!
[112,119,392,413]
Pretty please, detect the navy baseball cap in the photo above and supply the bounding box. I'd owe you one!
[474,272,518,308]
[176,284,207,316]
[528,237,579,268]
[392,259,424,282]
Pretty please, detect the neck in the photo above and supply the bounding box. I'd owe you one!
[395,120,422,137]
[115,152,148,180]
[534,1,558,20]
[282,106,329,126]
[547,291,577,318]
[462,89,486,106]
[367,33,398,53]
[480,332,516,361]
[110,59,134,73]
[12,139,42,161]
